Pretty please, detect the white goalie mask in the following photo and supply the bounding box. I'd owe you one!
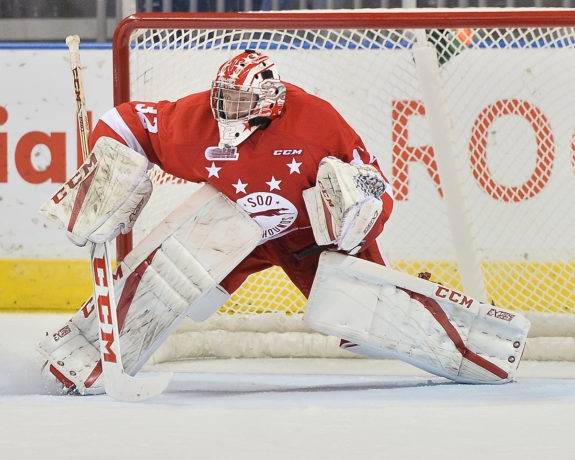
[210,50,286,148]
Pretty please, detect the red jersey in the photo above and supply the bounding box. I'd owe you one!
[90,83,393,296]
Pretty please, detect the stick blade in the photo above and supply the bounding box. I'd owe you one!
[103,365,172,402]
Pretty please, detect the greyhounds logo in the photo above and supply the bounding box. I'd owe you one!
[237,192,298,242]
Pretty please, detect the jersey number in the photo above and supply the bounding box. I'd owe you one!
[135,104,158,133]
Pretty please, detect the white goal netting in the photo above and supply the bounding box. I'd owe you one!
[113,10,575,362]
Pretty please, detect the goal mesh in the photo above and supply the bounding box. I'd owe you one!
[113,10,575,361]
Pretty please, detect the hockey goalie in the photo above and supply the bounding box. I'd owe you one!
[37,50,530,396]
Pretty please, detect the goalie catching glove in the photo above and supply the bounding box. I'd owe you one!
[303,156,387,255]
[39,137,152,246]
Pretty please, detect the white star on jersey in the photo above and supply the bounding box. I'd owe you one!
[233,179,248,194]
[206,162,221,178]
[287,158,302,174]
[266,176,281,191]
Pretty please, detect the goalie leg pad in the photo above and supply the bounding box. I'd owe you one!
[304,252,530,384]
[38,185,262,394]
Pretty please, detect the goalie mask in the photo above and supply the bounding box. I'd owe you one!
[211,50,286,148]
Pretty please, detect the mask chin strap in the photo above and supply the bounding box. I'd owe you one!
[250,117,271,128]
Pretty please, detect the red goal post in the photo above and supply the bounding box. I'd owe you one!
[112,9,575,362]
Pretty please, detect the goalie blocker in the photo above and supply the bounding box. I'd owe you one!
[305,252,530,384]
[38,184,263,394]
[39,137,153,247]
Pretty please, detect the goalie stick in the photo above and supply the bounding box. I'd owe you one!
[66,35,171,401]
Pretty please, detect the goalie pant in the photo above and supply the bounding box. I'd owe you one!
[38,184,263,395]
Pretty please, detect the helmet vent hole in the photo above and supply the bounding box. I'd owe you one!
[261,69,274,80]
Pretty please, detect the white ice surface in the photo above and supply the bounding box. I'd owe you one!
[1,313,575,460]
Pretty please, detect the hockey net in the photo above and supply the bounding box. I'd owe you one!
[113,9,575,362]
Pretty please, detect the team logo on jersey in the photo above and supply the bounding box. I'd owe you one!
[205,146,239,161]
[237,192,298,242]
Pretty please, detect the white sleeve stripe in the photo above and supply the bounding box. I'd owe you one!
[99,108,147,158]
